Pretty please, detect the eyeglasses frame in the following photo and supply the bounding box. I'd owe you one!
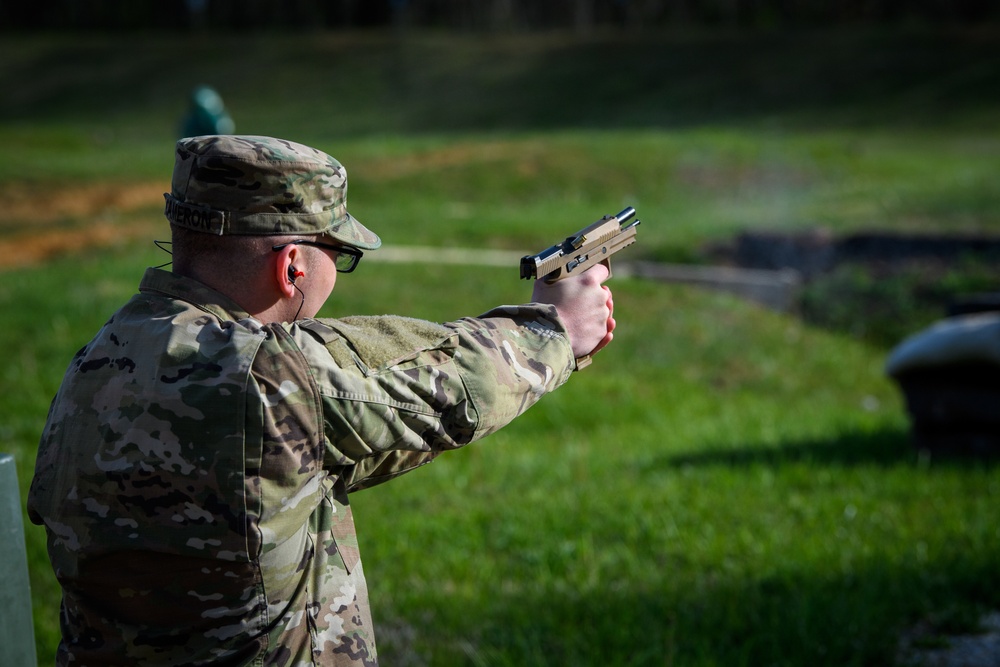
[271,239,364,273]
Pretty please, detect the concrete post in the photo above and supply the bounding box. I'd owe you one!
[0,453,38,666]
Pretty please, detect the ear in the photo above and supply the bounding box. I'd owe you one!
[273,243,300,299]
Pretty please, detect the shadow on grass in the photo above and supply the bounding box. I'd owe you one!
[649,427,999,471]
[375,427,1000,665]
[1,29,998,133]
[391,548,1000,667]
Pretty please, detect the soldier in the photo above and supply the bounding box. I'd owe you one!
[28,135,615,666]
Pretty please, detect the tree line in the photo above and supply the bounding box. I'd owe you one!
[0,0,995,32]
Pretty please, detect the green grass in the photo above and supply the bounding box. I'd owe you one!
[2,28,1000,666]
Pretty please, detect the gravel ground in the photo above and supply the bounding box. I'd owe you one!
[899,612,1000,667]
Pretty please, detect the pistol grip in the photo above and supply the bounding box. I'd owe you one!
[573,258,613,371]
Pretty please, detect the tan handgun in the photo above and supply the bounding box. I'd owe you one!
[520,206,640,283]
[520,206,640,369]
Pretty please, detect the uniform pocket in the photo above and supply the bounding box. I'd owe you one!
[321,480,361,574]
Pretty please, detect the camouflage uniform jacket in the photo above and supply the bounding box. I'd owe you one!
[28,267,575,666]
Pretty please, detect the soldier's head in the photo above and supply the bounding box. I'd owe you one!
[163,135,381,321]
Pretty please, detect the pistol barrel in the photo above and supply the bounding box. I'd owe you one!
[615,206,636,226]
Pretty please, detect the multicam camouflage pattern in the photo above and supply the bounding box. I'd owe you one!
[164,135,382,249]
[28,267,574,666]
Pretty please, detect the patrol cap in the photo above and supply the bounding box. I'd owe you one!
[163,135,381,250]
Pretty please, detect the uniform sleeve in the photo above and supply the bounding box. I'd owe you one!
[291,303,575,490]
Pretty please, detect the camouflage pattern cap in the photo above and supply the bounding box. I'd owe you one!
[163,135,381,249]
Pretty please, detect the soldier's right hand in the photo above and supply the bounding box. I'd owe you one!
[531,262,615,360]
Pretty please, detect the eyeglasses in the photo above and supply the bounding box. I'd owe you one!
[271,239,364,273]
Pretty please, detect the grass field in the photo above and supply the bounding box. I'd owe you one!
[2,27,1000,666]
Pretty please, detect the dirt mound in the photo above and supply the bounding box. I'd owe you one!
[0,181,165,268]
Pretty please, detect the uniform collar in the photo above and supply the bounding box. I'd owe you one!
[138,267,254,323]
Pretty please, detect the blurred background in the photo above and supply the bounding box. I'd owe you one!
[1,2,999,665]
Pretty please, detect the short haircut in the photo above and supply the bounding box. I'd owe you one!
[170,224,298,285]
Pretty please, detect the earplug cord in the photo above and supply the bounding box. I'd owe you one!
[291,282,305,321]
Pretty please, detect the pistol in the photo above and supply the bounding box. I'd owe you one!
[520,206,640,369]
[520,206,640,283]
